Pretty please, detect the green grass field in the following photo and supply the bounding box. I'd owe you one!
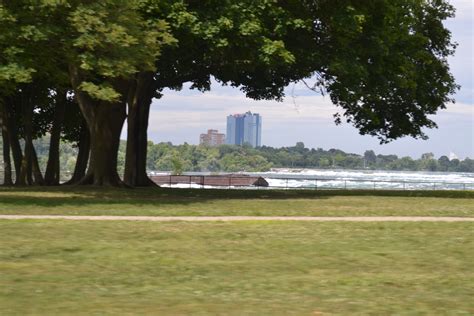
[1,187,473,314]
[0,186,473,217]
[1,220,473,315]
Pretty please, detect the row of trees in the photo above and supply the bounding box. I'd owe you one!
[257,145,474,172]
[147,143,474,173]
[2,138,471,176]
[0,1,458,187]
[107,142,474,173]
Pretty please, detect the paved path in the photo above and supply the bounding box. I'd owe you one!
[0,215,473,222]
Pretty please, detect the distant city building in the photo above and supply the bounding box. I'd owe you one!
[226,111,262,147]
[199,129,225,146]
[449,152,459,161]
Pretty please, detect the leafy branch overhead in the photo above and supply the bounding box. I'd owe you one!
[0,0,459,187]
[68,2,175,102]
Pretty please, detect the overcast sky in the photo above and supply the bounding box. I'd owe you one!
[140,0,473,159]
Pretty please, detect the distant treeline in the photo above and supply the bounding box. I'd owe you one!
[1,138,473,174]
[145,142,472,173]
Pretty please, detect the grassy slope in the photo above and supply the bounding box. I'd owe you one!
[0,221,473,315]
[0,187,473,217]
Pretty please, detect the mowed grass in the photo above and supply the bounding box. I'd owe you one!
[0,186,473,217]
[0,220,473,315]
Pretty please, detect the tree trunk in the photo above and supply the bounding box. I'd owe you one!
[31,145,45,185]
[124,72,156,187]
[69,65,127,186]
[18,91,34,186]
[45,90,67,185]
[1,128,13,185]
[78,102,126,186]
[64,122,90,185]
[0,103,13,185]
[9,129,23,184]
[2,99,23,183]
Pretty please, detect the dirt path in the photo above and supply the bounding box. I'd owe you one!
[0,215,473,222]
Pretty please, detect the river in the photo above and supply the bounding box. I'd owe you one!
[150,169,474,190]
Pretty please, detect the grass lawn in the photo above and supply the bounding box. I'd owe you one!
[0,220,473,315]
[0,186,473,217]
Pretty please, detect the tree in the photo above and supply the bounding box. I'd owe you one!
[421,158,438,171]
[376,154,399,169]
[0,1,173,186]
[421,153,435,160]
[0,102,13,185]
[457,158,474,173]
[0,3,79,186]
[170,155,185,176]
[315,0,458,142]
[124,0,458,186]
[0,4,36,185]
[1,0,459,187]
[438,155,450,171]
[364,150,377,166]
[397,156,417,171]
[65,2,173,186]
[449,158,460,171]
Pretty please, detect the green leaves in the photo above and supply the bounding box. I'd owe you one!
[19,25,48,41]
[1,0,459,143]
[0,64,35,83]
[78,82,121,102]
[39,1,175,102]
[260,39,295,65]
[68,2,170,82]
[316,0,458,142]
[239,20,262,36]
[0,6,15,23]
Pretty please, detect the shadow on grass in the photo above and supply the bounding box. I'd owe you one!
[0,185,472,209]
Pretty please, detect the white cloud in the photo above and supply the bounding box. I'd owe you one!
[149,90,473,131]
[438,101,474,115]
[149,92,340,132]
[450,0,474,21]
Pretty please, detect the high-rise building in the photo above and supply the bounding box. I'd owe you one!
[199,129,226,146]
[226,111,262,147]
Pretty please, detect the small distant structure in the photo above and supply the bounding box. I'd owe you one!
[449,152,459,161]
[199,129,225,147]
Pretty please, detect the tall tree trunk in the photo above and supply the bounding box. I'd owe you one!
[78,102,126,186]
[124,72,156,187]
[64,122,90,185]
[16,87,44,186]
[69,65,127,186]
[17,157,29,185]
[18,90,34,186]
[1,127,13,186]
[31,145,45,185]
[45,90,67,185]
[2,99,23,183]
[9,129,23,184]
[0,103,13,185]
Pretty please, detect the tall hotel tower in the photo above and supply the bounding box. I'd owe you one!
[226,111,262,147]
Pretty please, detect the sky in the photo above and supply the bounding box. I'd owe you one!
[140,0,474,159]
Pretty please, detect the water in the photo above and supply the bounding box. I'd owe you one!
[252,169,474,190]
[150,169,474,190]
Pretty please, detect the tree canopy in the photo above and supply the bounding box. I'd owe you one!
[0,0,458,186]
